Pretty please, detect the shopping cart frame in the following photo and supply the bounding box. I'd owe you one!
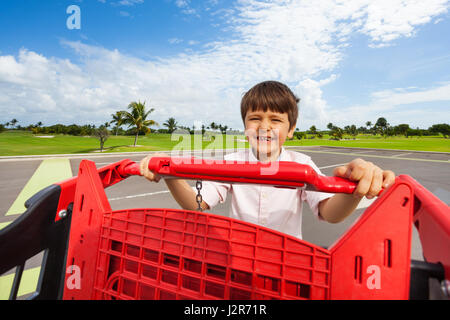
[0,157,449,300]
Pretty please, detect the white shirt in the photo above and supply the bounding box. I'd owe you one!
[199,147,334,239]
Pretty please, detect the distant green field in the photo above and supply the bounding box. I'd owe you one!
[0,131,448,156]
[0,131,250,156]
[284,135,450,152]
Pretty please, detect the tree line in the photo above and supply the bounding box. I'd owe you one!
[1,105,449,152]
[296,117,449,140]
[0,101,240,151]
[0,101,240,139]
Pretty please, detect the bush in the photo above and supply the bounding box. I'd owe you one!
[294,131,306,140]
[429,123,450,138]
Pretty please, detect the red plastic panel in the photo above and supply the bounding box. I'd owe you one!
[89,208,331,300]
[328,180,414,299]
[404,175,450,280]
[63,160,113,300]
[55,159,135,222]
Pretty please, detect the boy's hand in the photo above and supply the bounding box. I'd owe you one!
[333,158,395,199]
[139,152,168,182]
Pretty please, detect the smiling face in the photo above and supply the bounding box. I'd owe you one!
[244,109,295,162]
[240,81,299,161]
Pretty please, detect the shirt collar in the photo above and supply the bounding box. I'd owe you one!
[248,147,287,162]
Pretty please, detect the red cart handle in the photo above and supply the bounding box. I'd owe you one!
[121,157,383,195]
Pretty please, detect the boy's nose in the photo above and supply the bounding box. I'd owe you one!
[259,119,271,131]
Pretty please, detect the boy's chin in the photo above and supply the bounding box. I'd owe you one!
[251,145,280,160]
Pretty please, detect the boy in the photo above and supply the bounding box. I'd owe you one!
[140,81,395,239]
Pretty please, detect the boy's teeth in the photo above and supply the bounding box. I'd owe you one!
[258,136,271,141]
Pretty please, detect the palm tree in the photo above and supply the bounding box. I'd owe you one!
[10,119,18,129]
[121,101,158,146]
[366,121,375,135]
[210,122,218,131]
[218,124,228,135]
[110,111,124,136]
[163,117,178,134]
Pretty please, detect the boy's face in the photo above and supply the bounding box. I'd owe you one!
[244,109,295,161]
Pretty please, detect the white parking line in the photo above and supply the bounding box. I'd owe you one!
[349,150,378,154]
[289,148,449,163]
[109,190,170,201]
[391,152,412,158]
[319,163,348,169]
[357,197,376,209]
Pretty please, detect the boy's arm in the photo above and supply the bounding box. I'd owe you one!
[318,158,395,223]
[140,154,210,211]
[164,178,210,211]
[318,194,362,223]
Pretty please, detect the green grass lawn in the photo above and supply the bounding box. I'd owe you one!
[0,131,251,156]
[0,131,448,156]
[284,135,450,152]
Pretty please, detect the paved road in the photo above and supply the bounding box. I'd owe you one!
[0,146,449,298]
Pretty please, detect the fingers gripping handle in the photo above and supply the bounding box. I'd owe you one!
[119,160,141,176]
[121,157,370,194]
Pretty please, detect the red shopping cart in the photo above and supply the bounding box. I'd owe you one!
[0,157,449,300]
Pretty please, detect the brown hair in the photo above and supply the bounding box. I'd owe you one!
[240,80,299,130]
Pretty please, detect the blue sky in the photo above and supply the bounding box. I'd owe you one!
[0,0,449,130]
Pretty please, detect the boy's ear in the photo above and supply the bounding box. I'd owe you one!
[287,124,296,139]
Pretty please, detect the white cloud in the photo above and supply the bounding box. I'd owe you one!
[168,38,183,44]
[119,11,131,17]
[99,0,144,7]
[174,0,199,16]
[361,0,449,47]
[370,84,450,106]
[0,0,449,128]
[115,0,144,6]
[293,76,338,129]
[175,0,189,8]
[327,83,450,128]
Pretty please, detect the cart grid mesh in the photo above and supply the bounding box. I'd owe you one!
[92,208,330,300]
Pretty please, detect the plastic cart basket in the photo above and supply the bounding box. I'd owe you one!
[0,157,449,300]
